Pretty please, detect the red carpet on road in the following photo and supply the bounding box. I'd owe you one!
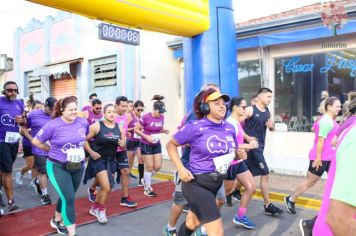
[0,181,174,236]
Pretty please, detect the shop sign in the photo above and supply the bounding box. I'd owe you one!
[283,56,356,77]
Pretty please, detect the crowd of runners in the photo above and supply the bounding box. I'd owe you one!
[0,80,355,236]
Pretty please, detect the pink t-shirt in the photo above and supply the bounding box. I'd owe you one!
[139,112,164,145]
[309,115,339,161]
[115,114,128,152]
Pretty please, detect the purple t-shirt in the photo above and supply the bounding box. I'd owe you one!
[0,96,24,142]
[86,109,102,126]
[35,117,88,163]
[139,112,164,145]
[174,118,238,174]
[27,109,52,156]
[81,105,91,112]
[128,112,140,141]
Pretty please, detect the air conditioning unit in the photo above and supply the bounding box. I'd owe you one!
[0,54,6,72]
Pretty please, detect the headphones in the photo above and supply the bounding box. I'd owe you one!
[199,92,211,116]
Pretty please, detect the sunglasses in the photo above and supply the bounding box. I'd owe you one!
[238,106,247,110]
[5,88,18,94]
[137,109,144,112]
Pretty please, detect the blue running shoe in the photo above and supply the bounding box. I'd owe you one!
[163,225,177,236]
[233,215,256,229]
[194,227,207,236]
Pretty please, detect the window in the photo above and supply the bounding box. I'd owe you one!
[90,56,117,88]
[27,71,41,99]
[275,49,356,132]
[238,60,262,104]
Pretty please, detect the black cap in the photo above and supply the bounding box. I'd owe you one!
[154,103,167,113]
[45,97,57,108]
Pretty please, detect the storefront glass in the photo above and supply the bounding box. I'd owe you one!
[275,49,356,132]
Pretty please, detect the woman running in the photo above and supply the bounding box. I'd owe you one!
[167,88,243,236]
[285,97,341,214]
[16,99,42,190]
[32,96,88,236]
[225,96,258,229]
[135,95,169,197]
[126,100,145,186]
[84,104,125,224]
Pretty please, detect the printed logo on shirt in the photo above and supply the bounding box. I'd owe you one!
[15,105,21,111]
[1,114,16,127]
[37,129,44,136]
[207,135,228,154]
[78,127,86,137]
[62,142,85,153]
[149,121,163,127]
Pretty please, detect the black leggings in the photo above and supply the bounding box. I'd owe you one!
[46,160,84,226]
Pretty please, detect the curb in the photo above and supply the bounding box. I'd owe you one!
[131,169,321,211]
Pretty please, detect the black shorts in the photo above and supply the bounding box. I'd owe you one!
[116,151,129,170]
[126,140,140,151]
[226,161,249,180]
[23,145,33,157]
[0,142,19,173]
[34,155,48,174]
[182,173,224,224]
[308,160,331,177]
[140,143,162,155]
[83,156,116,185]
[245,148,270,176]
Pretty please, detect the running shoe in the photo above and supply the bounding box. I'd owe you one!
[27,170,32,180]
[138,180,144,187]
[226,193,233,207]
[163,225,177,236]
[90,207,108,224]
[7,200,19,212]
[182,204,190,213]
[194,227,207,236]
[129,173,137,179]
[144,188,157,197]
[120,197,137,207]
[233,215,256,229]
[50,217,68,235]
[299,219,312,236]
[41,194,52,205]
[232,189,241,201]
[0,191,5,207]
[15,172,23,186]
[88,188,97,203]
[34,178,42,196]
[264,203,283,216]
[0,208,4,217]
[284,195,296,214]
[28,181,36,190]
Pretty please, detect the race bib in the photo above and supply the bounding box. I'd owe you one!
[151,134,161,143]
[134,133,140,139]
[66,147,85,163]
[213,152,235,174]
[5,132,20,144]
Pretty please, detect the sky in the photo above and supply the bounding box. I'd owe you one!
[0,0,323,57]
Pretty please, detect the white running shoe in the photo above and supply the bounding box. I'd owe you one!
[96,209,108,224]
[15,172,23,186]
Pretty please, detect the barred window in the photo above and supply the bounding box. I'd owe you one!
[90,56,117,88]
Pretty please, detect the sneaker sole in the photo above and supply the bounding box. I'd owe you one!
[284,197,296,214]
[87,189,96,203]
[264,211,283,216]
[232,218,255,229]
[231,197,241,201]
[299,219,305,236]
[8,205,19,212]
[144,193,157,197]
[120,203,137,208]
[89,209,97,217]
[50,220,67,235]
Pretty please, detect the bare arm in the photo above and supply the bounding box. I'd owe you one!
[20,127,33,143]
[134,123,154,143]
[84,123,101,159]
[166,138,194,182]
[313,137,325,171]
[32,138,50,152]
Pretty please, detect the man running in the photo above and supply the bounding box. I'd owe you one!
[244,87,283,216]
[82,93,98,112]
[0,81,25,212]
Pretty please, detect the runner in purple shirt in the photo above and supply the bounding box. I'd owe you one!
[126,100,145,186]
[82,99,103,126]
[135,95,169,197]
[81,93,97,112]
[167,88,245,236]
[20,97,57,206]
[0,81,25,212]
[32,96,88,236]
